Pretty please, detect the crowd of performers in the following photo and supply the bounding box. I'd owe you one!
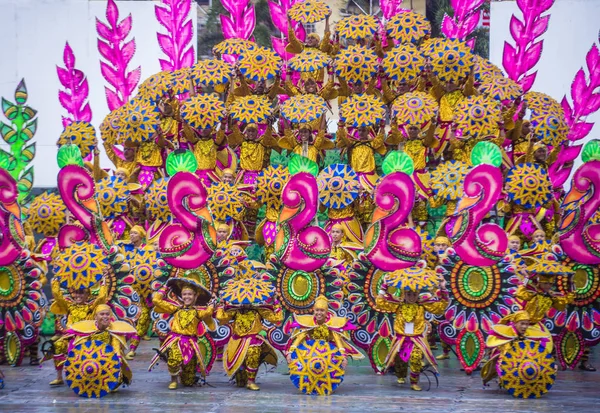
[2,3,600,400]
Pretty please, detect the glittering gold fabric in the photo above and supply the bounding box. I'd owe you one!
[136,141,163,167]
[310,324,332,341]
[194,139,217,170]
[515,285,574,324]
[439,90,465,122]
[168,344,184,375]
[240,141,266,171]
[405,140,427,171]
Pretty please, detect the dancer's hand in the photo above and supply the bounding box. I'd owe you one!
[341,357,348,369]
[286,354,293,364]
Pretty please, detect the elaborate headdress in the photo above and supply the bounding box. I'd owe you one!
[499,310,530,325]
[131,225,146,239]
[314,295,329,310]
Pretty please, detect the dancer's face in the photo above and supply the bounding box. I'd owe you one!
[534,147,548,162]
[115,170,127,180]
[96,309,111,330]
[124,147,136,162]
[72,289,89,305]
[407,126,420,139]
[532,232,546,244]
[433,242,448,254]
[330,228,343,243]
[246,128,258,140]
[299,128,311,142]
[222,173,234,184]
[404,291,419,304]
[515,320,529,335]
[538,281,553,293]
[313,307,327,323]
[508,238,521,251]
[181,288,196,306]
[305,79,317,94]
[216,228,229,242]
[130,230,142,246]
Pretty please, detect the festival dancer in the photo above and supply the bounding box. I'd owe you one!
[125,225,153,360]
[287,295,363,367]
[69,304,136,390]
[48,278,107,386]
[278,121,334,164]
[376,265,449,391]
[150,278,216,389]
[216,292,283,391]
[480,310,552,386]
[228,123,278,186]
[514,255,575,336]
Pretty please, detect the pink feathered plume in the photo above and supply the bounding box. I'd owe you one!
[96,0,141,110]
[155,0,196,71]
[502,0,555,92]
[220,0,256,40]
[441,0,487,49]
[269,0,306,60]
[57,42,92,128]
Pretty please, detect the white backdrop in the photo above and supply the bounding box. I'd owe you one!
[490,0,600,175]
[0,0,197,187]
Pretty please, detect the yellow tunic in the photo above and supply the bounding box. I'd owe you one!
[50,281,107,327]
[135,141,163,167]
[228,126,278,172]
[336,127,386,173]
[279,129,333,163]
[515,285,574,324]
[375,298,448,336]
[152,292,215,335]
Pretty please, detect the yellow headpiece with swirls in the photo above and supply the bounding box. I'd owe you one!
[314,295,328,310]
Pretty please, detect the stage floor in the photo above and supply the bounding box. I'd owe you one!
[1,338,599,413]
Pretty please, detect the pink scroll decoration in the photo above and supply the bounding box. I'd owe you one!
[443,164,508,266]
[220,0,256,40]
[558,159,600,265]
[57,42,92,128]
[441,0,487,49]
[502,0,555,92]
[155,0,195,71]
[57,165,113,251]
[159,172,216,269]
[380,0,405,20]
[363,172,422,271]
[275,172,331,272]
[0,169,24,266]
[96,0,141,111]
[269,0,306,59]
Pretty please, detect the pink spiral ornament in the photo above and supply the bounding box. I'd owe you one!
[158,172,216,269]
[0,169,24,266]
[363,172,421,271]
[443,164,508,266]
[558,160,600,265]
[275,172,331,272]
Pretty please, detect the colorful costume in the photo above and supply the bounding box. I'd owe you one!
[67,305,136,395]
[287,296,363,396]
[150,278,215,389]
[376,266,449,391]
[48,280,107,385]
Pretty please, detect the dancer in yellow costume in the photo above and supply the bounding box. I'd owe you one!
[278,122,334,163]
[228,123,278,185]
[48,278,107,386]
[287,295,363,367]
[515,255,575,334]
[216,295,283,391]
[69,304,136,388]
[480,310,552,385]
[336,122,386,182]
[125,225,152,359]
[150,278,216,389]
[376,266,449,391]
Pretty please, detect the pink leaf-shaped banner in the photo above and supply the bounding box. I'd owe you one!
[268,0,306,65]
[380,0,405,20]
[56,42,92,126]
[441,0,486,44]
[502,0,555,92]
[220,0,256,40]
[97,0,140,111]
[155,0,196,71]
[562,42,600,142]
